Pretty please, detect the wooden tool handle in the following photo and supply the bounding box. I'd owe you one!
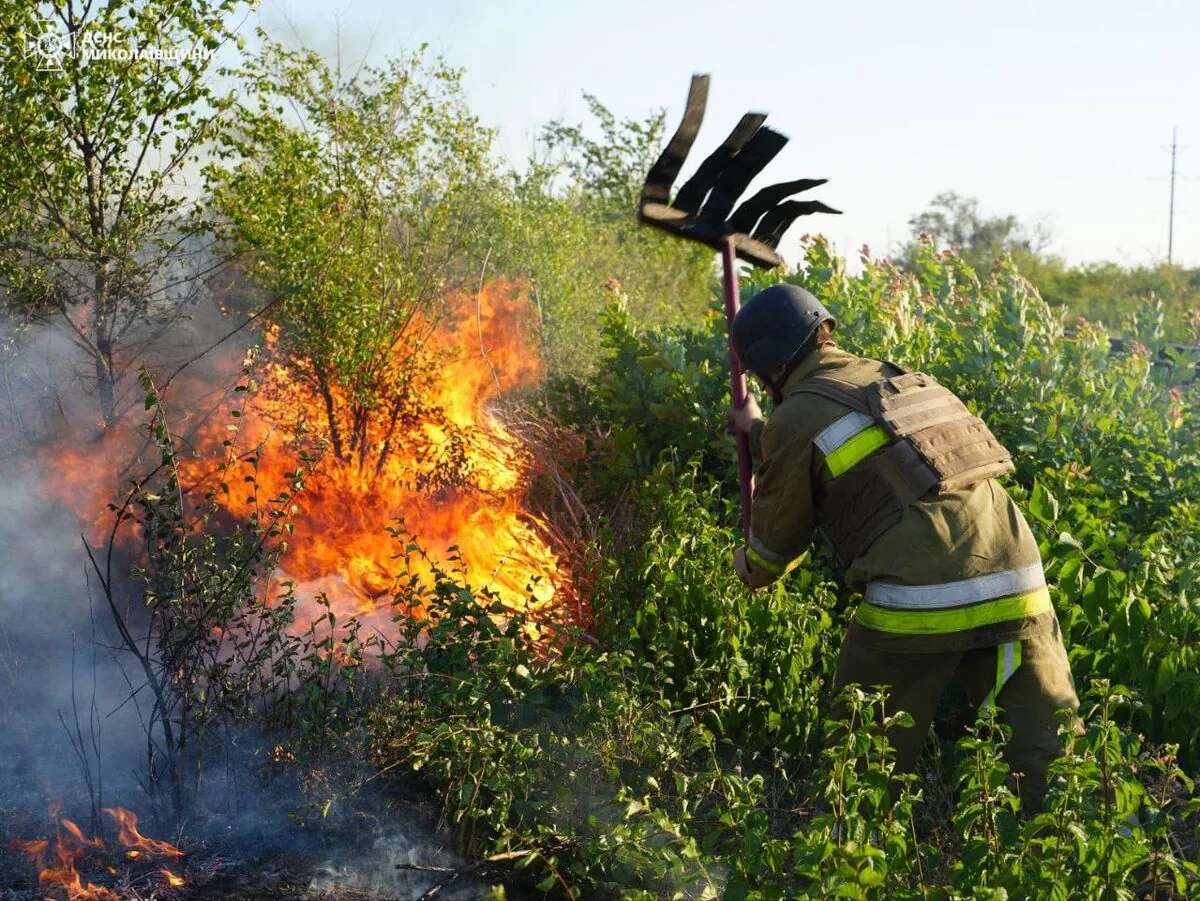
[721,237,754,538]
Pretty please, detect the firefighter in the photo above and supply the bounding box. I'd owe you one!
[725,282,1078,809]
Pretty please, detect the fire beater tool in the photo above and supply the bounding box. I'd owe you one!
[637,74,840,536]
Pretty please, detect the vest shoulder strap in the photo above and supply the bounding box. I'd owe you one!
[791,360,907,414]
[791,376,871,414]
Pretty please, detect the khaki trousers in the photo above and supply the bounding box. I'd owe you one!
[832,616,1079,809]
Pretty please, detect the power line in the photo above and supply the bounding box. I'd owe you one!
[1168,127,1178,265]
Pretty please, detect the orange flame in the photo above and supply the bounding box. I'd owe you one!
[102,806,184,859]
[181,279,579,632]
[160,868,186,888]
[11,805,185,899]
[36,279,583,638]
[9,804,117,900]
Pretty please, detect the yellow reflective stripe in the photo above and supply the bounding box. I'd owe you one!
[814,411,875,456]
[823,424,891,478]
[746,532,802,576]
[980,640,1022,714]
[745,545,785,576]
[855,587,1051,635]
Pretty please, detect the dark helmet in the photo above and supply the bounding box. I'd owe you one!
[730,284,835,381]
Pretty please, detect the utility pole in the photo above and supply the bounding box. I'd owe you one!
[1168,127,1177,265]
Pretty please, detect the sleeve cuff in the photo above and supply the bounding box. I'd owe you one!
[743,535,803,585]
[737,546,780,588]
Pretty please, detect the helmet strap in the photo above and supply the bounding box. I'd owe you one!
[765,328,821,401]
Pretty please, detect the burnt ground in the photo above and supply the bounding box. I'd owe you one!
[0,544,536,900]
[0,804,496,900]
[0,710,499,900]
[0,856,491,900]
[0,599,504,899]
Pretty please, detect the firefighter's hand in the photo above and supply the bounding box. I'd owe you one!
[726,394,763,436]
[733,547,754,586]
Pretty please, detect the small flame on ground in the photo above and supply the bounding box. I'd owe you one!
[103,806,184,859]
[10,806,185,899]
[161,868,186,888]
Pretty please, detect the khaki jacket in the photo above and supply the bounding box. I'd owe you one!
[742,344,1054,652]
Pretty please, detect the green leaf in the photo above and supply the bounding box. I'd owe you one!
[1029,480,1059,524]
[1057,531,1082,549]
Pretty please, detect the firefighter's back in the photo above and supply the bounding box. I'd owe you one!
[773,344,1052,652]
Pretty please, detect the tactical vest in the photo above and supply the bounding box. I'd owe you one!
[796,368,1015,566]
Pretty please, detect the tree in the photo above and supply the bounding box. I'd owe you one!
[899,191,1050,275]
[0,0,247,427]
[478,96,714,373]
[207,38,495,470]
[540,93,668,214]
[897,192,1200,342]
[1028,258,1200,342]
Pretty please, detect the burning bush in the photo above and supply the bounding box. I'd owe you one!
[177,279,579,630]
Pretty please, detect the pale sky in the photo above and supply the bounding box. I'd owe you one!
[257,0,1198,268]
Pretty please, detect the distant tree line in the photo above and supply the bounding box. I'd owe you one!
[898,191,1200,344]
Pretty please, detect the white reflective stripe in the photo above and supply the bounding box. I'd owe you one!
[864,563,1046,610]
[813,411,876,457]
